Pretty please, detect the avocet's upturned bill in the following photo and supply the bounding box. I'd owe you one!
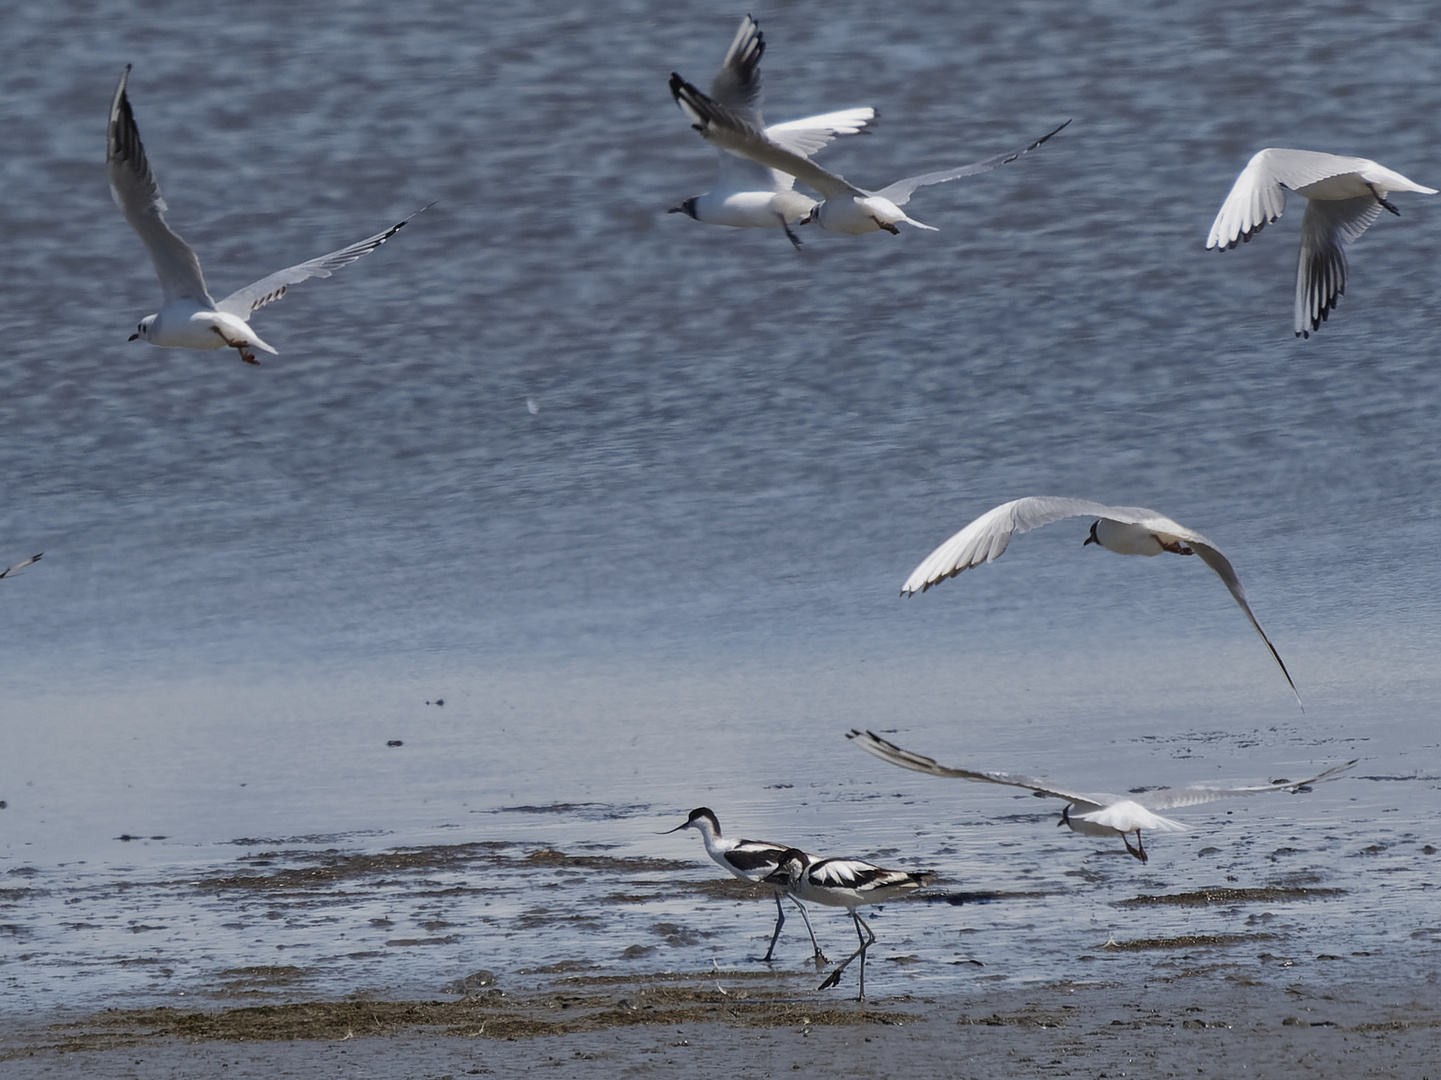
[763,848,928,1000]
[1206,148,1435,338]
[901,496,1302,709]
[0,553,42,580]
[848,730,1355,863]
[662,808,826,963]
[668,16,876,249]
[107,66,428,365]
[669,71,1067,236]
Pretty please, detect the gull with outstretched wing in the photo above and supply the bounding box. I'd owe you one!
[669,70,1067,235]
[668,16,876,248]
[902,496,1302,709]
[848,730,1354,862]
[1206,148,1434,337]
[108,66,427,365]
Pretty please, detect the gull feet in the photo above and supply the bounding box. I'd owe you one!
[1368,185,1401,216]
[874,218,900,235]
[1161,541,1194,555]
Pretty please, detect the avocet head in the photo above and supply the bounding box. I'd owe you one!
[761,847,808,885]
[668,197,698,220]
[128,313,157,342]
[660,806,719,836]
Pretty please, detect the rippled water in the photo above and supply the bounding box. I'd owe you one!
[2,0,1439,1017]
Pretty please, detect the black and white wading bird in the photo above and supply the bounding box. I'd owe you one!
[668,67,1068,236]
[0,553,42,580]
[849,730,1355,863]
[107,66,428,365]
[663,808,826,963]
[668,16,876,248]
[1206,149,1435,337]
[763,848,928,1001]
[901,496,1303,710]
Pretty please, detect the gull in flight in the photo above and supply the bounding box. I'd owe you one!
[668,16,876,249]
[669,69,1068,235]
[763,847,929,1000]
[1206,149,1435,337]
[848,730,1355,863]
[0,553,42,580]
[663,807,827,963]
[108,66,427,365]
[902,496,1302,709]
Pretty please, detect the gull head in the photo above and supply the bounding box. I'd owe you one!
[129,314,157,342]
[668,198,698,220]
[1082,520,1101,546]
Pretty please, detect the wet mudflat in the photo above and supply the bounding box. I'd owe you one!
[4,972,1438,1079]
[5,818,1440,1077]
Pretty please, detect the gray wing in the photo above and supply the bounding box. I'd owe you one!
[670,74,865,200]
[215,204,431,318]
[873,119,1070,207]
[1133,760,1356,810]
[900,496,1203,595]
[107,66,214,307]
[847,730,1109,810]
[1189,542,1302,707]
[1293,195,1382,337]
[0,553,42,579]
[709,15,765,120]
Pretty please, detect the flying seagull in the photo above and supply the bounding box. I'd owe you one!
[0,553,42,580]
[848,730,1355,863]
[669,71,1067,235]
[668,16,876,248]
[901,496,1302,709]
[1206,148,1435,337]
[763,847,928,1000]
[107,66,428,364]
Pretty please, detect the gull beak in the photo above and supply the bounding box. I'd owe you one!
[128,332,140,341]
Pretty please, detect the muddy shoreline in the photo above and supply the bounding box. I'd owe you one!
[5,966,1439,1079]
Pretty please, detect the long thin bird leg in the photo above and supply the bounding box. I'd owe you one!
[817,909,876,996]
[761,889,786,962]
[789,895,827,965]
[854,911,877,1001]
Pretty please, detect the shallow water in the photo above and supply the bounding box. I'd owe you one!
[2,0,1439,1018]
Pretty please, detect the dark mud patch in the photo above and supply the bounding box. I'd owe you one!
[957,1008,1074,1028]
[1098,933,1275,951]
[186,844,690,892]
[490,803,650,820]
[21,973,914,1054]
[1117,886,1345,908]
